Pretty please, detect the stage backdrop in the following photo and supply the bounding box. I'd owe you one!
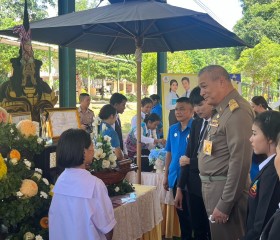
[161,73,198,138]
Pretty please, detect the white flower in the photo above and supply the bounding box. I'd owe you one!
[40,191,48,199]
[10,158,18,165]
[16,191,23,197]
[35,235,43,240]
[4,158,7,162]
[108,153,117,162]
[24,159,32,169]
[102,160,110,169]
[111,161,117,168]
[37,137,43,144]
[42,178,49,186]
[101,123,108,132]
[33,172,42,181]
[10,128,14,134]
[115,186,120,192]
[103,135,111,142]
[35,168,43,174]
[94,148,106,160]
[23,232,35,240]
[96,142,103,147]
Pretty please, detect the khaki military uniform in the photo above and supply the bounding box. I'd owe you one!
[78,106,94,133]
[198,89,255,240]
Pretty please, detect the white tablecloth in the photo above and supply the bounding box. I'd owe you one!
[112,184,163,240]
[125,171,175,205]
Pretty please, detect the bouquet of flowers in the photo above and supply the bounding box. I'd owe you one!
[149,148,167,165]
[0,150,51,239]
[89,123,117,172]
[148,148,167,169]
[0,109,50,239]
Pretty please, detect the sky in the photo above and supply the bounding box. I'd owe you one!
[49,0,243,31]
[167,0,243,31]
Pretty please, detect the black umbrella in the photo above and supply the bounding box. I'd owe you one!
[0,0,247,183]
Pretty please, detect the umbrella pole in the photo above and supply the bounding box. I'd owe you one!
[135,46,142,184]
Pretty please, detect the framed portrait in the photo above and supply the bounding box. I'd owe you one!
[9,112,32,125]
[45,108,81,139]
[161,73,198,137]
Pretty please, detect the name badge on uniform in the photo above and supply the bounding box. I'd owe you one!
[203,140,212,155]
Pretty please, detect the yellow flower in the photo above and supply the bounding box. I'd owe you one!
[20,179,38,198]
[9,149,21,161]
[0,153,8,180]
[17,120,36,137]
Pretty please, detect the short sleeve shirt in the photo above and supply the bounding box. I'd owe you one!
[49,168,116,240]
[101,122,120,148]
[165,120,193,188]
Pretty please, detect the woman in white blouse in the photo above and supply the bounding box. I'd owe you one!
[166,79,179,126]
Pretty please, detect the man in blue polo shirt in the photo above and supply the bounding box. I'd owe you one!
[163,97,193,240]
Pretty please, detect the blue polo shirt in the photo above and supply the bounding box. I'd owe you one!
[165,119,193,188]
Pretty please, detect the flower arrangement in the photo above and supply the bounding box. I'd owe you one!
[148,148,167,166]
[0,114,49,239]
[107,179,135,197]
[89,123,117,172]
[149,148,166,173]
[0,151,51,239]
[0,120,44,160]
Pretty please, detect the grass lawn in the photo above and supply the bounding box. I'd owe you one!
[91,101,136,138]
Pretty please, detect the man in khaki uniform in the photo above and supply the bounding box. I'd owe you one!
[78,93,95,134]
[198,65,254,240]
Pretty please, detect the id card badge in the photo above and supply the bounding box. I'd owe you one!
[203,140,213,155]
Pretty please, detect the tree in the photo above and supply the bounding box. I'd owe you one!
[234,0,280,46]
[0,0,55,84]
[235,37,280,98]
[142,53,157,87]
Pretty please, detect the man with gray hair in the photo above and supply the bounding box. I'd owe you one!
[197,65,254,240]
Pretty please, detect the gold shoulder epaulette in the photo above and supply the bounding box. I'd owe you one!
[229,99,239,112]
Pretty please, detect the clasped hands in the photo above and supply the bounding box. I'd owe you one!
[209,208,229,224]
[179,155,190,166]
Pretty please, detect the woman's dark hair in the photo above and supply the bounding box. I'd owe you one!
[251,96,272,110]
[56,129,91,168]
[99,104,117,120]
[143,113,160,124]
[254,111,280,143]
[169,79,178,92]
[141,97,153,107]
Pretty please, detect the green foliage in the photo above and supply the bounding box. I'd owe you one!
[235,37,280,97]
[107,179,134,197]
[0,123,51,239]
[234,0,280,46]
[142,53,157,87]
[0,123,44,159]
[125,93,137,102]
[76,0,99,11]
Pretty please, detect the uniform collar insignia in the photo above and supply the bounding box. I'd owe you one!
[229,99,239,112]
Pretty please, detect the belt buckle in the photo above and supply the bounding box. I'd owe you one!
[209,175,213,182]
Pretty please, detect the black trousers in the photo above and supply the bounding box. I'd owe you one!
[189,193,211,240]
[172,187,193,240]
